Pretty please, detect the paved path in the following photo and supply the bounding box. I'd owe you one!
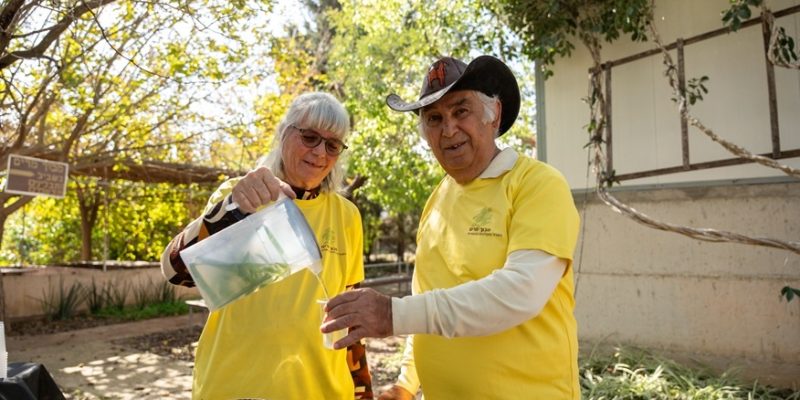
[7,315,195,399]
[6,313,412,399]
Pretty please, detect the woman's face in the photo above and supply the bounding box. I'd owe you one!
[281,125,343,189]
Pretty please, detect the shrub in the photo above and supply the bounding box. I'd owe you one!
[39,280,86,320]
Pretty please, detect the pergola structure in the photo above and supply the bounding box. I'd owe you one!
[70,158,244,185]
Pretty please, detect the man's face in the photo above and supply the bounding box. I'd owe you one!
[420,90,501,184]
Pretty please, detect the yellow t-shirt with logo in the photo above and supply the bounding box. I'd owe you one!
[413,156,580,399]
[191,180,364,400]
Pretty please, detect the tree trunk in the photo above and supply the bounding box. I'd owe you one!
[0,270,6,330]
[396,212,406,262]
[79,214,93,261]
[0,212,7,326]
[75,182,101,261]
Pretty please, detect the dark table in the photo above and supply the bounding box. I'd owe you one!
[0,362,65,400]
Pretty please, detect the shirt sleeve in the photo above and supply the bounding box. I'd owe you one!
[160,180,245,287]
[394,335,420,395]
[508,165,580,263]
[391,249,566,337]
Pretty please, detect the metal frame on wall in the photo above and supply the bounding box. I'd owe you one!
[592,4,800,182]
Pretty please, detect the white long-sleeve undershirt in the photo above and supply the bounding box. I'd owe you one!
[391,249,567,394]
[392,249,566,337]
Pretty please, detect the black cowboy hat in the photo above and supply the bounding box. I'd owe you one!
[386,55,520,135]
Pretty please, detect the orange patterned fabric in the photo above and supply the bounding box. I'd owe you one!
[347,283,373,399]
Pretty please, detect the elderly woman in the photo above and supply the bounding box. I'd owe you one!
[161,92,372,399]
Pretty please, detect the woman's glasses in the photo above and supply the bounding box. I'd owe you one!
[291,125,348,156]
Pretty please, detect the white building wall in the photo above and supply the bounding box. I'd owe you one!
[545,0,800,188]
[542,0,800,388]
[573,182,799,387]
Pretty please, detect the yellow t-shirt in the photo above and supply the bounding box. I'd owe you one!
[413,156,580,399]
[192,181,364,400]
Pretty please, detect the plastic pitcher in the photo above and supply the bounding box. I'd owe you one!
[180,197,322,311]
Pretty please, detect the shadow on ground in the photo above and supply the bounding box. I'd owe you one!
[7,314,407,399]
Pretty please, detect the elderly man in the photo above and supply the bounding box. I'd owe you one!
[323,56,580,399]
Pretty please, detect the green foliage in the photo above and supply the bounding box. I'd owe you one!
[781,286,800,302]
[582,347,800,399]
[106,281,131,311]
[773,27,799,63]
[0,181,211,264]
[154,280,179,304]
[0,0,278,258]
[0,195,82,264]
[327,0,535,219]
[85,278,107,314]
[685,76,710,106]
[489,0,652,77]
[132,278,179,309]
[722,0,763,31]
[95,300,188,321]
[39,280,86,321]
[37,275,184,321]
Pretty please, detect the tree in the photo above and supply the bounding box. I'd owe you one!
[0,0,277,255]
[326,0,536,257]
[1,180,212,264]
[0,0,276,322]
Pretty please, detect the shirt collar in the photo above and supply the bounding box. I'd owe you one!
[478,147,519,179]
[291,185,321,200]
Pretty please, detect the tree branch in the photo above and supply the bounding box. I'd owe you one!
[0,0,118,70]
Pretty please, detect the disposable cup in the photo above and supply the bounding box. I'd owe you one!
[317,300,346,350]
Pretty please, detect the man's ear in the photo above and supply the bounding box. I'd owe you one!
[492,100,502,129]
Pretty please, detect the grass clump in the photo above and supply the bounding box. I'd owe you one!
[39,279,86,320]
[95,300,188,321]
[581,347,800,400]
[37,277,187,323]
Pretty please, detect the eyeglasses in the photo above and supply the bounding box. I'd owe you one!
[291,125,348,156]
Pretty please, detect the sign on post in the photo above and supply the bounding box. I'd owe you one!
[4,154,69,198]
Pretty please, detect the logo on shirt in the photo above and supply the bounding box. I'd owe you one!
[319,228,346,255]
[467,207,501,237]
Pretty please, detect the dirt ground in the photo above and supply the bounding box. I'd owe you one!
[6,314,408,399]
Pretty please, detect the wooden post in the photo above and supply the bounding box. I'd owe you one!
[0,271,7,330]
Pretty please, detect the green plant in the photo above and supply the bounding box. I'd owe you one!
[773,27,799,63]
[105,281,130,311]
[84,278,106,314]
[96,300,188,321]
[39,280,86,321]
[132,278,153,309]
[580,346,800,399]
[685,76,710,106]
[154,280,178,304]
[131,277,182,309]
[781,286,800,302]
[722,0,763,31]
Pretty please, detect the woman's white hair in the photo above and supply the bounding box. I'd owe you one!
[256,92,350,193]
[417,91,500,139]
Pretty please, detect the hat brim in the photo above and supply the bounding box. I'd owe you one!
[386,55,520,135]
